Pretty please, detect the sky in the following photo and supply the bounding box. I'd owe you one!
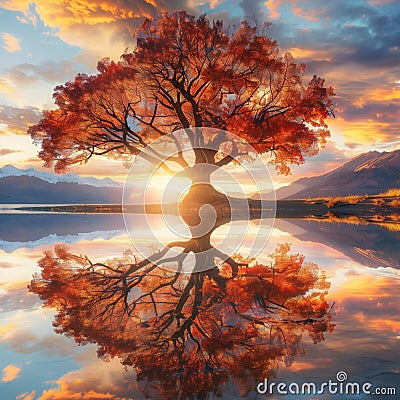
[0,0,399,187]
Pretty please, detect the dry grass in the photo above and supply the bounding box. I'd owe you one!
[306,188,399,208]
[304,212,400,232]
[373,198,386,206]
[376,222,400,232]
[326,194,368,208]
[305,212,368,226]
[306,194,368,207]
[376,188,400,197]
[388,213,400,221]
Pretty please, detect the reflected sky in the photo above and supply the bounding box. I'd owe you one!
[0,215,399,399]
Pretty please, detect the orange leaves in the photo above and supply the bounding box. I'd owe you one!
[29,243,333,399]
[29,12,335,173]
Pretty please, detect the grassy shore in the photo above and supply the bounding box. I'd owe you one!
[14,195,399,224]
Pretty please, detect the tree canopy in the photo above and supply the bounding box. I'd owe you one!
[29,243,333,399]
[29,11,335,174]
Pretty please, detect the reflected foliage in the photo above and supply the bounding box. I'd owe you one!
[29,243,333,399]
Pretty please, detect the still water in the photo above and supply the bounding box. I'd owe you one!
[0,213,399,399]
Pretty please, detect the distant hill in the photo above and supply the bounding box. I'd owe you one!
[0,213,124,243]
[275,219,399,270]
[0,166,123,204]
[276,150,400,199]
[0,164,122,187]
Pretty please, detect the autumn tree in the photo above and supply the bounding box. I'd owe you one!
[29,243,333,400]
[29,12,334,184]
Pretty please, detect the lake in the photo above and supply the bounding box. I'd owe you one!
[0,213,399,399]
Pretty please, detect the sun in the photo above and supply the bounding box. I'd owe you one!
[145,169,191,205]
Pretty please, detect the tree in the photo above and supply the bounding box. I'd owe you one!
[29,243,333,400]
[29,11,334,177]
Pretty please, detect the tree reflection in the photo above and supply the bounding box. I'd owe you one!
[29,243,333,399]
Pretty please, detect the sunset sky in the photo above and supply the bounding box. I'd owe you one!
[0,0,399,187]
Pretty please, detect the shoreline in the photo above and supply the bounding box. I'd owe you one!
[6,200,398,224]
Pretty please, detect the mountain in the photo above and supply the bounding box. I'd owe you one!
[0,165,122,188]
[275,219,400,270]
[276,150,400,199]
[0,165,123,204]
[0,214,125,251]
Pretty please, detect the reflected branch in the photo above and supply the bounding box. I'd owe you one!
[29,243,334,400]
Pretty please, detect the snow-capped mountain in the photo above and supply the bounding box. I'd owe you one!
[0,165,123,204]
[0,213,126,252]
[0,164,122,188]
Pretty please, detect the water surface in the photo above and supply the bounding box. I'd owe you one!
[0,214,398,399]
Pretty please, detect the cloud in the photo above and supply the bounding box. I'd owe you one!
[6,60,76,85]
[1,328,77,357]
[0,0,398,165]
[0,261,18,269]
[239,0,265,18]
[367,0,396,6]
[1,0,197,61]
[0,78,13,94]
[35,350,140,400]
[15,4,38,26]
[261,0,399,82]
[340,99,400,123]
[1,364,21,382]
[16,391,37,400]
[329,117,400,148]
[1,33,22,52]
[264,0,281,19]
[0,105,41,135]
[0,287,41,313]
[259,0,400,154]
[0,148,21,156]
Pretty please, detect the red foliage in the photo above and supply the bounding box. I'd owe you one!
[29,243,334,399]
[29,12,335,174]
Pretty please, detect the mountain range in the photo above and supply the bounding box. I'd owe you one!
[0,165,123,204]
[276,149,400,199]
[1,149,399,204]
[0,164,122,187]
[275,219,399,270]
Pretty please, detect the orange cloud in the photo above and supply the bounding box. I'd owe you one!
[264,0,282,18]
[328,118,398,147]
[353,87,400,107]
[368,318,400,333]
[1,364,21,382]
[288,360,318,372]
[0,78,13,93]
[292,5,321,21]
[33,352,139,400]
[0,0,195,61]
[264,0,322,21]
[2,33,22,52]
[0,324,16,337]
[331,272,400,301]
[0,105,41,135]
[368,88,400,102]
[39,383,117,400]
[288,47,332,61]
[16,390,36,400]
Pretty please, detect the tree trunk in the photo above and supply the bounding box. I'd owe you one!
[178,183,231,227]
[178,182,266,225]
